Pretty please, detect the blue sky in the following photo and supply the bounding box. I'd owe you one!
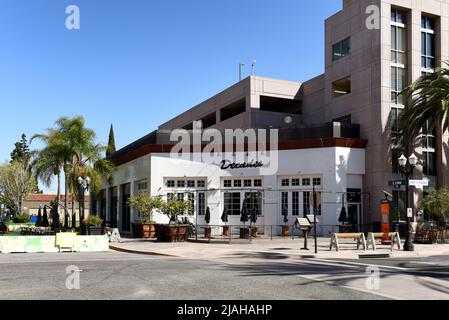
[0,0,341,192]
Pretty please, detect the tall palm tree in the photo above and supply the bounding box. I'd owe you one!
[57,116,115,223]
[31,129,68,226]
[401,65,449,188]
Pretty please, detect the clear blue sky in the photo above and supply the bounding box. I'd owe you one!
[0,0,341,192]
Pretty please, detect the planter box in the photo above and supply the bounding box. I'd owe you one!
[251,227,258,238]
[81,226,104,236]
[156,224,189,242]
[203,227,212,239]
[132,223,156,238]
[222,226,230,237]
[240,228,250,239]
[282,225,289,237]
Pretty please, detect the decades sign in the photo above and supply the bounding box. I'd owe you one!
[220,160,264,170]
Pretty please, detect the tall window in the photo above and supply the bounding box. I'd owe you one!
[292,192,300,216]
[421,16,435,71]
[391,8,407,174]
[281,192,288,216]
[422,120,437,176]
[198,192,206,216]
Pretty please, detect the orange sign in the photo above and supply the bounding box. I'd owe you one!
[381,201,390,243]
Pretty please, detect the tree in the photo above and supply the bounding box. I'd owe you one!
[419,188,449,227]
[401,65,449,187]
[106,124,116,157]
[10,134,30,165]
[160,197,191,225]
[128,193,164,224]
[0,161,37,216]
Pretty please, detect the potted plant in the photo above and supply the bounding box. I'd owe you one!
[128,193,164,238]
[158,197,191,242]
[81,215,104,235]
[282,210,289,237]
[204,207,212,239]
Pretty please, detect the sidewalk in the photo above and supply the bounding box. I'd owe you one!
[109,237,449,261]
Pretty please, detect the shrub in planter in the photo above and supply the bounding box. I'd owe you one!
[129,193,164,238]
[158,197,192,242]
[81,215,104,235]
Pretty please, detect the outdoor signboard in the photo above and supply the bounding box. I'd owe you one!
[388,180,406,188]
[409,180,429,190]
[381,200,390,243]
[407,208,413,218]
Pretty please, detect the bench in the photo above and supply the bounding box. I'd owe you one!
[330,233,366,251]
[366,232,401,251]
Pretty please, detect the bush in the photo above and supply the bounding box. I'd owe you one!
[13,214,30,224]
[82,215,104,227]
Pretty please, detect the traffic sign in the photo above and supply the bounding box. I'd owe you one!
[388,180,406,187]
[409,180,429,187]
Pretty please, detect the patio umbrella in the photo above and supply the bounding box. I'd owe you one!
[35,207,42,227]
[205,207,211,224]
[64,209,69,229]
[52,204,60,230]
[42,206,49,228]
[338,206,348,224]
[240,197,250,226]
[250,195,259,227]
[221,208,229,224]
[282,205,289,224]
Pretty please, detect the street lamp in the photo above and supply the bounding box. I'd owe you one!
[398,153,417,252]
[78,176,91,223]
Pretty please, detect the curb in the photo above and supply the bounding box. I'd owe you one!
[109,245,176,257]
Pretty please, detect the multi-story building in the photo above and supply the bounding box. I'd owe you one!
[99,0,448,235]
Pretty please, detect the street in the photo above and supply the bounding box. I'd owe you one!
[0,251,386,300]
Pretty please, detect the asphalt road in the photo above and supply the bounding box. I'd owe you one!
[0,251,385,300]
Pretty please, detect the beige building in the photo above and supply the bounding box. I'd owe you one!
[104,0,448,232]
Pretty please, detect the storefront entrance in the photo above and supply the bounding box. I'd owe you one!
[347,203,361,232]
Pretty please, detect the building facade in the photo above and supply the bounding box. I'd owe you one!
[98,0,448,234]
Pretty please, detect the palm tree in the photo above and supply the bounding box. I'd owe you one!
[57,116,115,223]
[400,65,449,188]
[31,129,68,227]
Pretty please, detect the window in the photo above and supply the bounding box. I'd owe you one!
[302,178,311,186]
[224,180,232,188]
[233,180,242,188]
[422,120,437,176]
[167,193,174,202]
[292,179,300,186]
[391,67,406,105]
[390,107,403,136]
[187,193,195,215]
[391,9,407,106]
[137,181,148,192]
[245,192,263,216]
[313,178,321,186]
[244,179,252,187]
[224,192,241,215]
[187,180,195,188]
[303,192,311,216]
[198,192,206,216]
[166,180,175,188]
[281,179,290,187]
[177,180,185,188]
[292,192,300,216]
[332,77,351,97]
[254,179,262,187]
[197,180,206,188]
[332,37,351,61]
[422,16,436,71]
[423,151,436,176]
[281,192,289,216]
[177,193,185,201]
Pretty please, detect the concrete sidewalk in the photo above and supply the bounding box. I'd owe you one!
[109,237,449,261]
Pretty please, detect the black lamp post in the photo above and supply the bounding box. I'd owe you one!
[398,153,418,252]
[78,176,91,223]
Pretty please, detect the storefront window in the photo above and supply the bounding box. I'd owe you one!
[224,192,241,215]
[292,192,300,216]
[198,192,206,215]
